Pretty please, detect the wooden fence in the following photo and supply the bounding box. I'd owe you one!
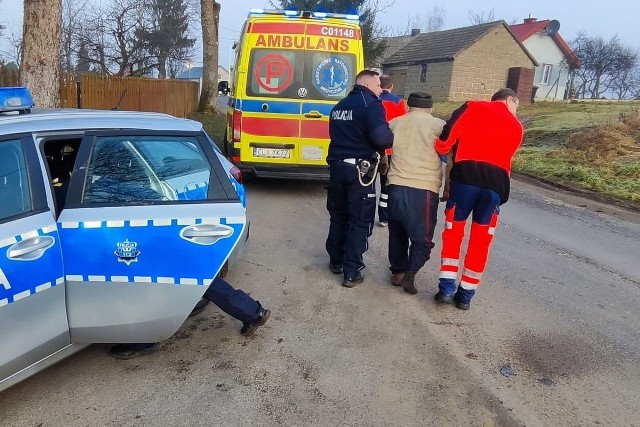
[59,74,199,117]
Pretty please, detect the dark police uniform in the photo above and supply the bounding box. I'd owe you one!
[325,84,394,284]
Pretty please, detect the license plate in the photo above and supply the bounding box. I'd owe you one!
[253,147,290,159]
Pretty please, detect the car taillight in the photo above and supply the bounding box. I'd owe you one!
[230,165,243,184]
[233,109,242,142]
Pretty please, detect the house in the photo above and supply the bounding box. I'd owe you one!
[175,65,230,82]
[510,17,581,100]
[381,21,538,103]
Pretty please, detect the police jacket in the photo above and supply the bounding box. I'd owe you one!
[327,85,394,162]
[436,100,523,204]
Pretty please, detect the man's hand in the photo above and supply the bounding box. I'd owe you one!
[440,191,449,202]
[378,154,389,175]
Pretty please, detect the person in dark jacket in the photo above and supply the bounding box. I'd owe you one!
[434,88,523,310]
[325,69,394,288]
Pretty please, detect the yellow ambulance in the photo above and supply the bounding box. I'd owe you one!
[224,9,364,179]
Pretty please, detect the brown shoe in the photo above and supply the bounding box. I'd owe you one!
[391,273,405,286]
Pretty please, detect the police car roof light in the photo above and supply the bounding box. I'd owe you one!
[0,86,34,113]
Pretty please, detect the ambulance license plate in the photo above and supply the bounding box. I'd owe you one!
[253,147,290,159]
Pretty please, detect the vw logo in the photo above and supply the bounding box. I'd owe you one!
[297,87,308,98]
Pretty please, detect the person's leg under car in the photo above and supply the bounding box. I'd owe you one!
[436,182,479,301]
[454,188,501,309]
[204,277,271,335]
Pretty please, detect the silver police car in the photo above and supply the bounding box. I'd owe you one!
[0,100,249,391]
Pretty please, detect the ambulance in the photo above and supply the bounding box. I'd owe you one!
[225,9,364,179]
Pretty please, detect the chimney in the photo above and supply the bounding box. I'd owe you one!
[523,14,537,23]
[410,28,420,37]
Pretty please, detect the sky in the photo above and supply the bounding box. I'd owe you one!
[1,0,639,70]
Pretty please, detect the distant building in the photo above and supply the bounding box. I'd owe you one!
[510,17,581,101]
[175,65,230,82]
[381,21,537,103]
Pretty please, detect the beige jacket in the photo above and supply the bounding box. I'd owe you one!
[387,110,446,193]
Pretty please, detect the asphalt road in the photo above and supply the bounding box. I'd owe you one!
[1,178,639,427]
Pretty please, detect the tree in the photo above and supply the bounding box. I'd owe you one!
[570,33,637,99]
[22,0,62,108]
[61,0,87,75]
[198,0,220,112]
[138,0,195,79]
[271,0,392,67]
[407,5,445,32]
[468,8,496,25]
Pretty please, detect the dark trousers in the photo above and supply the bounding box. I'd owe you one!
[325,161,376,279]
[203,277,260,323]
[378,171,389,223]
[387,184,439,274]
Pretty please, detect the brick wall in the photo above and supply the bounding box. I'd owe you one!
[400,62,453,101]
[449,25,535,102]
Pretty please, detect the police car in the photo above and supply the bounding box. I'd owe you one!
[0,93,249,391]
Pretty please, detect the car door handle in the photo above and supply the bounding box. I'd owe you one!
[7,236,56,261]
[180,224,234,245]
[304,111,323,118]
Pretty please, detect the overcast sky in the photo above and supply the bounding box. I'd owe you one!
[1,0,639,70]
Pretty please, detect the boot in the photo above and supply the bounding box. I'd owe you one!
[391,272,405,286]
[401,272,417,295]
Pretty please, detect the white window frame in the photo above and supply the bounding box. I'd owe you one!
[540,64,552,85]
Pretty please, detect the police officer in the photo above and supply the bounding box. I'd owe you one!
[325,69,394,288]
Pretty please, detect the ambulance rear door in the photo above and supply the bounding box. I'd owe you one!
[59,130,246,343]
[298,19,362,166]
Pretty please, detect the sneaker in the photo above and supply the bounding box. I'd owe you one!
[378,221,388,227]
[241,307,271,336]
[110,343,159,360]
[434,292,454,304]
[329,263,343,275]
[342,272,364,288]
[391,273,405,286]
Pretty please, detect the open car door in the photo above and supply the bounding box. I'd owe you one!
[59,130,246,343]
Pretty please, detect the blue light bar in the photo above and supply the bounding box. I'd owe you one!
[284,10,299,16]
[313,12,328,18]
[249,8,264,14]
[345,14,360,20]
[0,87,33,113]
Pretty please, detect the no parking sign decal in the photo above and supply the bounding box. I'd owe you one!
[254,53,293,93]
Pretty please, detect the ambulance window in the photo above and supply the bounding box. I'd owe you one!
[305,52,356,100]
[247,50,303,98]
[83,136,212,204]
[0,140,32,221]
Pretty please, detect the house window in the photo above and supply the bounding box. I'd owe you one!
[540,64,552,85]
[420,64,428,83]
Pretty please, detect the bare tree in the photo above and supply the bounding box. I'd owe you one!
[22,0,62,108]
[468,8,496,25]
[612,53,639,99]
[1,28,24,65]
[61,0,88,75]
[407,4,445,33]
[198,0,220,112]
[571,32,637,99]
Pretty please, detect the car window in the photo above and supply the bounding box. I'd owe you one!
[83,136,211,204]
[0,140,32,220]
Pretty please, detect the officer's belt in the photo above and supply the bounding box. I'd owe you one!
[342,158,358,164]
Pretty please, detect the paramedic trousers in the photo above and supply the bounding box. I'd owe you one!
[438,181,501,305]
[378,170,389,223]
[325,160,376,280]
[203,277,260,323]
[387,185,439,274]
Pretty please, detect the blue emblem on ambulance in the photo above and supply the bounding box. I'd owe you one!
[314,57,349,96]
[115,239,140,265]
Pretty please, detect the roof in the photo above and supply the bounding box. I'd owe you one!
[384,21,537,66]
[509,20,581,68]
[376,35,414,66]
[0,109,202,135]
[175,65,229,79]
